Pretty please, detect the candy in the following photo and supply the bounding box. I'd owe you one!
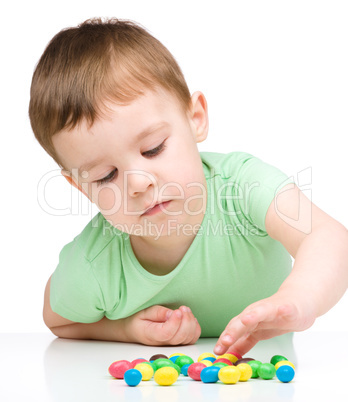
[201,357,216,364]
[247,360,262,378]
[201,359,213,367]
[234,358,255,365]
[134,362,154,381]
[131,358,147,368]
[188,362,206,381]
[212,362,229,369]
[198,352,216,362]
[218,366,241,384]
[171,363,181,375]
[270,355,288,366]
[236,363,252,382]
[108,352,295,386]
[150,354,168,362]
[214,358,232,366]
[276,365,295,383]
[154,366,178,386]
[108,360,133,379]
[274,360,295,370]
[175,355,194,368]
[218,353,239,364]
[200,366,220,383]
[152,358,173,371]
[230,352,243,360]
[169,356,180,364]
[168,352,185,358]
[181,364,191,376]
[124,369,142,386]
[258,363,276,380]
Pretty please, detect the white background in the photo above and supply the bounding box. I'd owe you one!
[1,0,347,333]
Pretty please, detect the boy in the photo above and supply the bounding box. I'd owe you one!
[29,18,347,357]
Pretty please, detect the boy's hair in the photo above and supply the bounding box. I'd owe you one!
[29,18,192,169]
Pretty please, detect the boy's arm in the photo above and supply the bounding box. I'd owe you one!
[43,276,129,341]
[43,277,201,344]
[214,184,348,356]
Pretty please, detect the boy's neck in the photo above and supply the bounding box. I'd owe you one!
[129,207,205,276]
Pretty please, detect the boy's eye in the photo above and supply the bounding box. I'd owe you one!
[97,168,118,186]
[96,141,166,186]
[142,140,166,158]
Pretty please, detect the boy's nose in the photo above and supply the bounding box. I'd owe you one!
[124,170,158,197]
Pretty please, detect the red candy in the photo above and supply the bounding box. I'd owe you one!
[108,360,133,379]
[214,358,232,366]
[188,363,206,381]
[230,352,243,360]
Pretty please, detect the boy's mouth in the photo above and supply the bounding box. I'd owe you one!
[141,201,171,216]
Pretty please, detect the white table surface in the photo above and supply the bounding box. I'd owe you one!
[0,331,347,401]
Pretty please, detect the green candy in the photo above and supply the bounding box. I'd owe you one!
[258,363,276,380]
[171,363,181,375]
[247,360,262,378]
[270,355,288,366]
[212,362,229,369]
[152,358,173,371]
[175,355,194,368]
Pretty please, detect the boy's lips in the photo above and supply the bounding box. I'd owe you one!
[141,200,171,216]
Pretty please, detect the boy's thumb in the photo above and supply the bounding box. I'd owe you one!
[143,305,173,322]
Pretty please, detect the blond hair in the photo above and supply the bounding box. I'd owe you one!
[29,18,192,168]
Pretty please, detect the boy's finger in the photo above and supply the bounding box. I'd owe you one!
[156,309,182,342]
[141,305,173,322]
[171,310,198,345]
[226,333,259,357]
[213,306,267,355]
[227,328,291,356]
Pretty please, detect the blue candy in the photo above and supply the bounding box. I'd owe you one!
[181,364,191,376]
[169,356,180,364]
[202,357,216,363]
[276,365,295,383]
[200,366,220,383]
[124,369,142,386]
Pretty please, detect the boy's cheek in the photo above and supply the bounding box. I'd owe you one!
[95,187,122,214]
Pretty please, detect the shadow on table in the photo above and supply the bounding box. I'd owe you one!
[43,333,296,402]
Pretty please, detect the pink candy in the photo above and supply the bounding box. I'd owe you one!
[108,360,133,379]
[188,362,206,381]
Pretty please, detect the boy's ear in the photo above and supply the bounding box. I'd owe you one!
[61,169,93,203]
[189,91,209,143]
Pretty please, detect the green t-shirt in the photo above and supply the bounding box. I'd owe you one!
[50,152,294,336]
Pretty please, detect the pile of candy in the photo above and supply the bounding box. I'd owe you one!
[108,352,295,387]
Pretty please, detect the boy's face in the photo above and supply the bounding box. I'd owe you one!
[53,88,208,240]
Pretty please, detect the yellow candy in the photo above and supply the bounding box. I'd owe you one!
[198,352,216,362]
[218,366,241,384]
[275,360,295,370]
[134,363,154,381]
[217,353,239,364]
[168,352,185,358]
[201,359,213,367]
[236,363,252,381]
[154,367,179,386]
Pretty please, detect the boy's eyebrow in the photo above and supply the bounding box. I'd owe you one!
[78,121,169,172]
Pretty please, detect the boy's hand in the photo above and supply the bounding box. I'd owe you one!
[213,292,316,356]
[123,305,201,346]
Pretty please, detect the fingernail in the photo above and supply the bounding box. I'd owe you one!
[222,335,233,343]
[166,311,173,320]
[215,345,223,354]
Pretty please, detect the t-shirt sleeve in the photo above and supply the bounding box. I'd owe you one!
[50,239,106,323]
[227,154,295,234]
